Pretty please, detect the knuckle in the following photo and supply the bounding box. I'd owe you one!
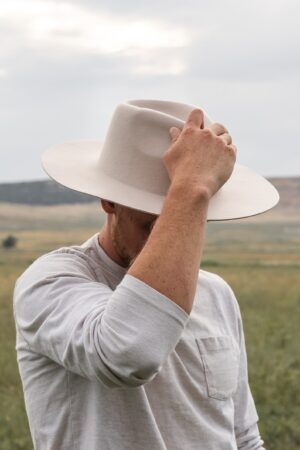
[227,145,237,158]
[215,135,225,146]
[226,133,233,144]
[201,128,213,139]
[182,125,195,136]
[215,122,227,133]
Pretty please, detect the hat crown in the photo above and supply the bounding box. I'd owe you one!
[98,100,211,195]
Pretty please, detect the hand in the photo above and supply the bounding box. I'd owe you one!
[163,109,237,199]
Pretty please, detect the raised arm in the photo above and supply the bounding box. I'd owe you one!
[128,109,236,313]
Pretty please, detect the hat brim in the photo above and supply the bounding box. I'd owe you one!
[42,140,279,221]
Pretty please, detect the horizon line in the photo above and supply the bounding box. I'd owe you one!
[0,174,300,185]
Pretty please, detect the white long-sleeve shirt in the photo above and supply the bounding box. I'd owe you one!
[13,232,265,450]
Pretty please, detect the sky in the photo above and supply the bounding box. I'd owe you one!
[0,0,299,182]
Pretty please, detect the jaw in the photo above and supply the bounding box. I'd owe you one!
[100,206,152,269]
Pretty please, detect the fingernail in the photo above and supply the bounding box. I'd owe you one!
[169,127,179,137]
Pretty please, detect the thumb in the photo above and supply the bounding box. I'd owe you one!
[169,126,181,143]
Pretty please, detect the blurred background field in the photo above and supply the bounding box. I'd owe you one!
[0,178,299,449]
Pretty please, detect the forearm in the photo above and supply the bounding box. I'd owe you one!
[128,181,210,314]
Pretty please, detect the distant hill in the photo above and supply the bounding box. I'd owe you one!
[248,176,300,222]
[0,177,299,220]
[0,180,97,205]
[0,177,299,231]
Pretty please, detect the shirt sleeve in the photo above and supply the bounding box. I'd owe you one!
[235,423,266,450]
[232,295,265,449]
[13,250,190,388]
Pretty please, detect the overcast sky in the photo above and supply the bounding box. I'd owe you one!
[0,0,299,182]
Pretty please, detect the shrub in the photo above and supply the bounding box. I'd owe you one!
[2,235,18,249]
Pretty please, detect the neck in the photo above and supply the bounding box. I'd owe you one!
[98,223,128,268]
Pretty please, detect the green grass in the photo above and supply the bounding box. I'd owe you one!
[204,221,300,449]
[0,221,300,449]
[211,266,300,449]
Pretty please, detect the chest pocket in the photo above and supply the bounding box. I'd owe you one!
[196,335,240,401]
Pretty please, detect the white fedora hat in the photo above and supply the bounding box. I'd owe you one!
[42,99,279,221]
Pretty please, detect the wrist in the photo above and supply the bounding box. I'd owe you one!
[168,179,211,207]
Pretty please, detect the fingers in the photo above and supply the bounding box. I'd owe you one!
[209,122,228,135]
[227,144,237,158]
[184,108,204,130]
[169,127,181,143]
[169,108,204,143]
[220,133,232,145]
[169,116,235,150]
[208,122,232,145]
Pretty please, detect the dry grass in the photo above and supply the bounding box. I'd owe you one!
[0,202,104,231]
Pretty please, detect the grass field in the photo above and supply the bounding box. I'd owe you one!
[0,216,300,449]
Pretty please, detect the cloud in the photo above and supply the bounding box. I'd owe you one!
[0,0,299,181]
[0,68,7,78]
[0,0,189,54]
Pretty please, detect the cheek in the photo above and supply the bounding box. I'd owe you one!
[116,213,150,257]
[132,227,147,245]
[118,222,141,252]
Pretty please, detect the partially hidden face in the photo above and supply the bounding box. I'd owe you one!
[109,203,157,267]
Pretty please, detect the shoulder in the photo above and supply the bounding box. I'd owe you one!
[197,269,241,316]
[13,241,106,324]
[15,243,98,292]
[197,269,234,294]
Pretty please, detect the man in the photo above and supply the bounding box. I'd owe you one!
[14,100,276,449]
